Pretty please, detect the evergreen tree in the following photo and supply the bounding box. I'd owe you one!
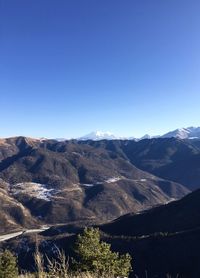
[74,227,132,277]
[0,250,18,278]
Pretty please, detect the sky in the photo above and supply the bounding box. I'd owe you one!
[0,0,200,138]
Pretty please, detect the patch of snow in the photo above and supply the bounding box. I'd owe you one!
[130,178,147,183]
[81,181,106,187]
[81,178,123,186]
[61,184,82,192]
[106,177,122,183]
[165,198,176,204]
[54,138,68,141]
[10,182,55,201]
[82,184,95,187]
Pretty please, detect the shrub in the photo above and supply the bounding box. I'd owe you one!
[0,249,18,278]
[74,227,132,277]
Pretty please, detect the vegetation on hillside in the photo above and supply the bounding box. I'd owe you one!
[0,228,132,278]
[74,228,132,276]
[0,249,18,278]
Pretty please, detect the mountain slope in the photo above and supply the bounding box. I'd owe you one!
[162,126,200,139]
[0,137,189,231]
[0,179,39,233]
[115,137,200,190]
[100,189,200,236]
[98,189,200,277]
[4,188,199,278]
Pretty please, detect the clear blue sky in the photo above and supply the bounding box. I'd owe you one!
[0,0,200,138]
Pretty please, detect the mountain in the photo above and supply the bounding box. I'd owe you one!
[0,136,190,233]
[162,127,200,139]
[99,189,200,277]
[100,188,200,236]
[3,187,200,278]
[0,178,38,233]
[1,136,200,276]
[138,134,152,140]
[113,137,200,190]
[78,131,122,140]
[1,135,200,233]
[78,131,158,141]
[76,127,200,141]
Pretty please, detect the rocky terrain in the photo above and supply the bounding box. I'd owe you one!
[0,136,200,277]
[99,189,200,277]
[1,189,200,277]
[1,136,199,233]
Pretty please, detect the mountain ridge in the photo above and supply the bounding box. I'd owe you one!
[77,126,200,141]
[0,136,192,233]
[1,126,200,141]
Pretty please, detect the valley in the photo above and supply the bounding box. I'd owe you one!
[0,135,200,277]
[0,136,195,233]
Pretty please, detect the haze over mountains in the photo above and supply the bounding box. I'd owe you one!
[77,126,200,141]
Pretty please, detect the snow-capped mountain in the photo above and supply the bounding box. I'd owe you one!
[78,131,122,141]
[162,127,200,139]
[139,134,155,140]
[139,134,150,140]
[57,127,200,141]
[78,131,161,141]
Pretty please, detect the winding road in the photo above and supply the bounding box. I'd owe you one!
[0,226,50,242]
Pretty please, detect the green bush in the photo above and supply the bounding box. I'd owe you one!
[74,227,132,277]
[0,249,18,278]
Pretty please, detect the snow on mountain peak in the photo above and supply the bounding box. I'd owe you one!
[162,127,200,139]
[78,131,120,140]
[54,126,200,142]
[78,127,200,141]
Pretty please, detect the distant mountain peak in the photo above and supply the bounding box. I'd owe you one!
[139,134,152,140]
[162,126,200,139]
[53,126,200,142]
[78,131,121,141]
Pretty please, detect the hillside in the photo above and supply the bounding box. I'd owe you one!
[100,189,200,236]
[0,136,191,233]
[0,179,38,233]
[1,189,200,278]
[98,189,200,277]
[87,137,200,190]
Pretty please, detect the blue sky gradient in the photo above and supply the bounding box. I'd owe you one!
[0,0,200,138]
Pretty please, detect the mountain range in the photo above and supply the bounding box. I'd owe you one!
[1,136,200,233]
[0,135,200,277]
[77,126,200,141]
